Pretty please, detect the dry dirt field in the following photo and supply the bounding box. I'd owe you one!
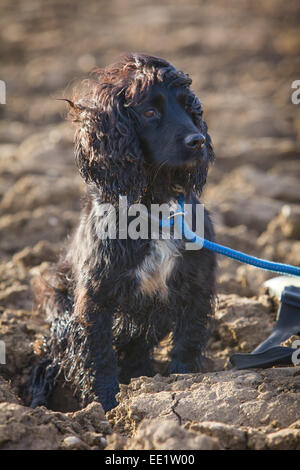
[0,0,300,450]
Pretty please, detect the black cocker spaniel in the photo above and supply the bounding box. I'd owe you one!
[30,53,216,413]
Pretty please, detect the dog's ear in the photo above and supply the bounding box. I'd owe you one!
[69,91,147,204]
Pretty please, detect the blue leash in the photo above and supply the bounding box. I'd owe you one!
[161,194,300,278]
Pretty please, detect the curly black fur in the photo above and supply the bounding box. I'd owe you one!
[29,53,216,413]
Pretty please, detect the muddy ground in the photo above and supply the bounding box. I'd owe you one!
[0,0,300,450]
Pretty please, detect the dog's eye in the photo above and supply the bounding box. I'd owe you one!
[143,109,157,118]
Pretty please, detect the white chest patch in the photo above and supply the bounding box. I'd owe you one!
[136,239,181,301]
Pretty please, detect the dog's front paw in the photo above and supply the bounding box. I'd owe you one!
[167,360,191,375]
[95,374,120,412]
[168,355,211,375]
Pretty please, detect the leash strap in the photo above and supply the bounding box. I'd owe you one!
[172,195,300,277]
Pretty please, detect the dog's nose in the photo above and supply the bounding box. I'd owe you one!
[184,133,205,149]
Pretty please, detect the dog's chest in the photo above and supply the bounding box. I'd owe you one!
[135,239,180,301]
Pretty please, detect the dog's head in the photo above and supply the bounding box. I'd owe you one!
[68,53,214,203]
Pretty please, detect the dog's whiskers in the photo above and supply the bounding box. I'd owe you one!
[148,159,169,189]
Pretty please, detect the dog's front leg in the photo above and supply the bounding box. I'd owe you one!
[91,309,120,412]
[168,302,213,375]
[75,291,119,412]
